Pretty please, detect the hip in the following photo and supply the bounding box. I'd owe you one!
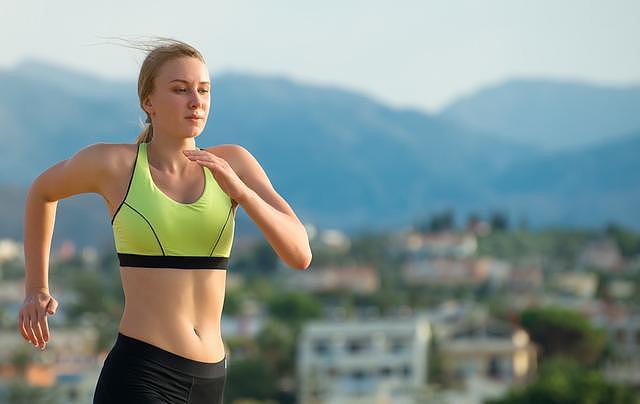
[119,312,226,363]
[93,332,227,404]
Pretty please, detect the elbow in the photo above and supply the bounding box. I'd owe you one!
[282,225,313,270]
[293,250,312,271]
[302,251,313,270]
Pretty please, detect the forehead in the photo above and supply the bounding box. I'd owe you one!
[157,57,210,84]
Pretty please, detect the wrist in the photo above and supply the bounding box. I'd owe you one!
[26,286,49,295]
[236,186,255,206]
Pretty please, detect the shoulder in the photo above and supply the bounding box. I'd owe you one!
[62,142,134,169]
[78,142,137,159]
[71,143,140,190]
[202,143,248,158]
[85,142,138,174]
[34,142,138,202]
[202,144,257,180]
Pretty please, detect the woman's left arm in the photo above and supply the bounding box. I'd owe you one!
[187,145,312,270]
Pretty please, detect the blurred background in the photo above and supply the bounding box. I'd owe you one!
[1,1,640,403]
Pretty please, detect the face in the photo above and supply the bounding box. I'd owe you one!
[144,56,211,139]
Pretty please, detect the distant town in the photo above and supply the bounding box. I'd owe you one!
[1,211,640,403]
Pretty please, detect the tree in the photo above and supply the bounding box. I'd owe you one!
[429,209,456,232]
[225,357,278,402]
[427,333,447,387]
[6,380,64,404]
[255,318,295,376]
[267,291,323,333]
[485,358,639,404]
[605,222,640,258]
[519,306,607,366]
[489,210,509,231]
[9,347,34,379]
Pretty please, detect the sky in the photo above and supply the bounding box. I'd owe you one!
[1,0,639,113]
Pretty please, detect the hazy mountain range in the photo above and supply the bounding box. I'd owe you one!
[440,78,640,152]
[0,58,638,251]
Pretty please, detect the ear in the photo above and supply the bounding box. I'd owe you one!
[143,96,154,115]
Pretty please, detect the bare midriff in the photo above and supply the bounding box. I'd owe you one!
[117,266,227,363]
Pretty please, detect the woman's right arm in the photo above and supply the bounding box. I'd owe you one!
[20,143,111,350]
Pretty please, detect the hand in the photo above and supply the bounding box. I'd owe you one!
[18,289,58,350]
[183,149,249,203]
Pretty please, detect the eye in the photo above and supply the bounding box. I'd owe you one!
[175,88,187,93]
[199,89,209,94]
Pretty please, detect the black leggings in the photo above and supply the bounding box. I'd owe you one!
[93,332,227,404]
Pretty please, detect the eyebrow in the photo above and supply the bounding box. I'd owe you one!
[169,79,211,85]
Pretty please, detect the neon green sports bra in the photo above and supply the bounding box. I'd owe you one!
[111,142,235,270]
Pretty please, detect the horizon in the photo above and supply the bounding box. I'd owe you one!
[2,0,639,114]
[4,55,640,117]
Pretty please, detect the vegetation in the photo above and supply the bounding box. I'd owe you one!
[486,358,640,404]
[4,209,640,402]
[519,306,608,366]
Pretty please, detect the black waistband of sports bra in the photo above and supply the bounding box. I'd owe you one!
[113,332,227,378]
[117,253,228,269]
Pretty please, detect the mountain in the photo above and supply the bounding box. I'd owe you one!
[0,59,638,251]
[487,130,640,229]
[439,78,640,152]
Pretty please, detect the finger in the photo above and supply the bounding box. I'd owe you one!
[34,321,45,349]
[40,314,50,344]
[186,150,222,162]
[18,311,30,341]
[33,313,45,347]
[26,316,38,346]
[194,158,217,167]
[195,158,222,170]
[187,153,210,161]
[47,298,58,315]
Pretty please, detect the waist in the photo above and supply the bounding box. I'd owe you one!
[119,312,225,364]
[111,331,227,378]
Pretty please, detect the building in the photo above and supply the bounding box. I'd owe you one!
[297,314,431,404]
[439,324,537,385]
[282,264,379,294]
[402,256,489,287]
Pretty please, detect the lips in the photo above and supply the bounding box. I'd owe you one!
[186,116,203,119]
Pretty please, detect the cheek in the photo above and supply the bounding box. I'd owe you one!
[156,94,178,111]
[165,96,186,114]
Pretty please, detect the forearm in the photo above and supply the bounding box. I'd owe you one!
[238,188,312,270]
[23,184,57,295]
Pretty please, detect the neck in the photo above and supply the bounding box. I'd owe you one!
[146,136,198,174]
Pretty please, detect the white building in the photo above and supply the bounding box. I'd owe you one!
[297,314,431,404]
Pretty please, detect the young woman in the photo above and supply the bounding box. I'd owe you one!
[18,38,312,403]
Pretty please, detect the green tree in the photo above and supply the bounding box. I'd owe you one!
[9,347,34,379]
[223,289,243,315]
[430,208,456,232]
[519,306,607,366]
[485,358,639,404]
[255,319,295,376]
[489,210,509,231]
[6,380,64,404]
[233,240,279,276]
[267,291,323,332]
[427,333,447,387]
[605,222,640,258]
[225,357,278,402]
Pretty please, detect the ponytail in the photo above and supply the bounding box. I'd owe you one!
[135,117,153,145]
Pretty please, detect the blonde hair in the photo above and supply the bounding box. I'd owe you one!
[100,36,206,144]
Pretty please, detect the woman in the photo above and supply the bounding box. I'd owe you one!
[18,38,312,403]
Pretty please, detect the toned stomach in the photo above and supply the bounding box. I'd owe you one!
[117,266,227,363]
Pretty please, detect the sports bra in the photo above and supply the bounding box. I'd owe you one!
[111,142,235,270]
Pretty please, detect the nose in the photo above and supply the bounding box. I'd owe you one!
[189,89,207,110]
